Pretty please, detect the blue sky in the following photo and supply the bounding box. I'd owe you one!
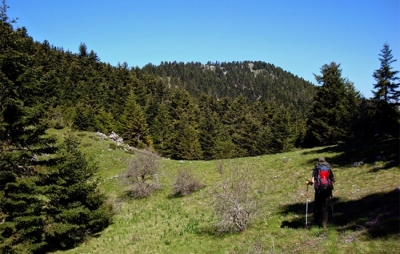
[6,0,400,99]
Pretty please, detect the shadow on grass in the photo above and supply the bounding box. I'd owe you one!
[279,189,400,238]
[301,137,399,168]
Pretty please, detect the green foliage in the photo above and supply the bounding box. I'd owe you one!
[198,109,234,160]
[304,62,361,147]
[73,105,96,131]
[46,105,66,129]
[166,89,203,160]
[269,110,297,152]
[372,43,400,104]
[150,103,173,156]
[371,43,400,135]
[39,133,113,251]
[119,91,152,148]
[142,61,315,116]
[94,107,115,134]
[0,14,56,252]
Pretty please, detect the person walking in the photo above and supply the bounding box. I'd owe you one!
[306,157,335,228]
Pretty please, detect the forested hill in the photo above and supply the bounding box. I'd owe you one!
[142,61,316,114]
[2,11,398,161]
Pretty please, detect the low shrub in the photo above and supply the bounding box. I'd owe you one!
[126,181,162,199]
[121,149,162,199]
[171,168,205,197]
[212,165,259,233]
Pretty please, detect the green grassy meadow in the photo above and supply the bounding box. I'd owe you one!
[49,129,399,254]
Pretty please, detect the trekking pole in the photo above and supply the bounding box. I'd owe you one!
[330,193,334,220]
[305,184,309,226]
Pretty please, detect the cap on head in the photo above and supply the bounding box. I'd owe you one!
[318,157,326,163]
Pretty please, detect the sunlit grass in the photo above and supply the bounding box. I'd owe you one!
[49,129,399,254]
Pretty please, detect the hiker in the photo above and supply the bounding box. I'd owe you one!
[306,157,335,228]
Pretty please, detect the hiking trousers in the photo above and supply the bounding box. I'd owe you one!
[313,190,331,228]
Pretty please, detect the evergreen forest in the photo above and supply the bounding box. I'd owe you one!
[0,1,399,253]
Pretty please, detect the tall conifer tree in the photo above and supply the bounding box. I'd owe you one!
[0,9,55,252]
[372,43,399,104]
[151,103,173,156]
[120,91,152,148]
[371,43,400,135]
[304,62,360,147]
[39,133,113,251]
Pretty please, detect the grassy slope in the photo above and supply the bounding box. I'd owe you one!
[49,129,400,254]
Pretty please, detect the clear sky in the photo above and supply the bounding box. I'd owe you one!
[6,0,400,99]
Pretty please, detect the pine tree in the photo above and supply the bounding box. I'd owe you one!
[0,11,112,252]
[38,133,113,251]
[372,43,400,104]
[0,12,55,252]
[269,110,296,153]
[199,108,234,160]
[150,103,173,156]
[167,89,203,159]
[371,43,400,135]
[95,107,115,134]
[174,112,203,160]
[304,62,360,147]
[120,91,152,148]
[222,94,250,157]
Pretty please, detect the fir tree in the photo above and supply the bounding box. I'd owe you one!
[120,91,152,148]
[0,11,112,252]
[94,107,115,134]
[269,110,296,152]
[371,43,400,135]
[372,43,400,104]
[199,109,234,160]
[167,89,203,159]
[304,62,360,147]
[174,112,203,160]
[0,12,54,252]
[222,94,249,157]
[38,133,113,251]
[150,103,173,156]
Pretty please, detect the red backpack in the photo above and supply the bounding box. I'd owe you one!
[316,164,333,192]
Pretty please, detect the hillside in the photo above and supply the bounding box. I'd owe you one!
[142,60,316,115]
[2,5,399,253]
[50,129,399,254]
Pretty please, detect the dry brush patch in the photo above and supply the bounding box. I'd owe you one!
[211,164,261,234]
[170,167,205,197]
[120,149,163,199]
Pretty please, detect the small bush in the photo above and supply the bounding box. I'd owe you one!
[121,149,162,199]
[126,182,162,199]
[212,165,259,234]
[171,168,205,197]
[109,143,117,150]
